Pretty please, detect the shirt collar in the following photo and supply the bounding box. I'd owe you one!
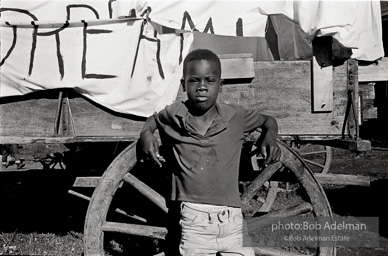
[175,101,236,123]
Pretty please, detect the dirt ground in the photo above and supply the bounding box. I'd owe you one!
[320,146,388,256]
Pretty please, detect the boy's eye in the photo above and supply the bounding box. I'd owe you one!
[188,78,198,83]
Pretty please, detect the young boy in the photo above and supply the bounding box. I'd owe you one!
[139,49,281,255]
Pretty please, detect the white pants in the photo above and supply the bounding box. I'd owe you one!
[179,202,255,256]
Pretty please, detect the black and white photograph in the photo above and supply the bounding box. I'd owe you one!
[0,0,387,255]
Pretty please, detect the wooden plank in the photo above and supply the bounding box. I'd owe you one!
[178,60,349,136]
[68,97,146,137]
[2,59,351,138]
[73,177,101,187]
[72,177,124,188]
[0,96,58,137]
[341,139,371,151]
[312,56,333,112]
[316,173,370,187]
[358,57,388,82]
[218,53,255,80]
[0,90,147,138]
[0,136,138,144]
[312,37,333,112]
[102,222,167,240]
[346,60,360,138]
[359,83,377,121]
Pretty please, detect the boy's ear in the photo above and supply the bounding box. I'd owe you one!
[181,79,186,92]
[219,79,224,92]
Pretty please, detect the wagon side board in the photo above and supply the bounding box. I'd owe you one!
[177,60,350,137]
[1,60,353,143]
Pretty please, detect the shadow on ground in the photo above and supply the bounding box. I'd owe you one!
[0,169,90,234]
[324,179,388,239]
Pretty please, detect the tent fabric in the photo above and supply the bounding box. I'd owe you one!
[0,0,385,117]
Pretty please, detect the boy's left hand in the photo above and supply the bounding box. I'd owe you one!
[257,132,281,165]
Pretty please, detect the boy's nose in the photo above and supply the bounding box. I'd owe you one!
[197,81,207,91]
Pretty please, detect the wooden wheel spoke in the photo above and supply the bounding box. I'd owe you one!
[123,172,168,213]
[298,143,311,152]
[304,159,325,168]
[254,247,314,256]
[102,222,167,240]
[300,150,328,155]
[114,208,147,223]
[257,181,278,213]
[247,202,314,229]
[241,161,283,206]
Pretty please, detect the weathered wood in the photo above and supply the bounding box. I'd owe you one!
[241,162,283,208]
[102,222,167,240]
[358,57,388,82]
[123,172,168,214]
[257,181,279,213]
[73,177,101,188]
[247,202,313,229]
[0,135,138,144]
[312,56,334,112]
[84,143,138,255]
[312,37,334,112]
[218,53,255,80]
[113,209,147,223]
[68,189,147,223]
[177,60,350,136]
[315,173,370,187]
[0,90,146,138]
[278,135,341,141]
[346,60,360,138]
[68,190,91,201]
[359,83,377,121]
[254,247,314,256]
[2,60,352,139]
[72,177,123,188]
[0,97,57,137]
[341,139,371,152]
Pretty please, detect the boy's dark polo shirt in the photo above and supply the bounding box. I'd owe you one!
[154,101,263,207]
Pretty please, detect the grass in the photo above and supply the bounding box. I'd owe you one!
[0,231,83,255]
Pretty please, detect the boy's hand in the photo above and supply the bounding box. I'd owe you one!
[139,131,165,168]
[257,131,281,165]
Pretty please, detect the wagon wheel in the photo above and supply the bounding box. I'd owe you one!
[248,144,281,213]
[243,139,336,256]
[84,140,335,256]
[290,142,332,174]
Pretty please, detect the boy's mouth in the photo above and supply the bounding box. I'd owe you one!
[195,96,208,102]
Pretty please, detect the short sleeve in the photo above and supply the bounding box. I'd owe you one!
[243,108,264,133]
[154,102,182,131]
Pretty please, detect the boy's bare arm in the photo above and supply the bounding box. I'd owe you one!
[139,115,165,167]
[256,114,281,165]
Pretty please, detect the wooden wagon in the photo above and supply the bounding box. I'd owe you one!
[1,1,385,256]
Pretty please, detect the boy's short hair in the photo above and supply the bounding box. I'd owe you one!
[183,49,221,77]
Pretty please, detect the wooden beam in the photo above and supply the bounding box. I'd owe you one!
[254,247,314,256]
[73,177,101,187]
[312,37,333,112]
[218,53,255,80]
[340,139,371,152]
[315,173,370,187]
[0,136,137,144]
[102,222,167,240]
[358,57,388,82]
[72,177,123,188]
[123,172,168,213]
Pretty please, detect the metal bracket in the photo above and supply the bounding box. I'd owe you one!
[341,59,359,140]
[53,90,76,136]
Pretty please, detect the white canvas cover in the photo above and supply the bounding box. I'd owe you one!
[0,0,384,117]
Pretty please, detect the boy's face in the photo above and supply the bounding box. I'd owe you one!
[181,59,222,113]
